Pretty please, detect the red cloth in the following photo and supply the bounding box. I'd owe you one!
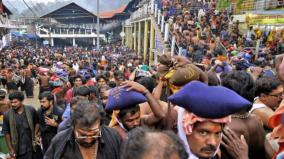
[85,80,95,86]
[273,143,284,159]
[65,88,73,104]
[52,87,62,94]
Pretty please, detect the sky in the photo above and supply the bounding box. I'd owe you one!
[4,0,131,17]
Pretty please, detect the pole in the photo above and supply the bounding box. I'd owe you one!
[137,22,142,55]
[143,20,149,64]
[35,23,38,49]
[134,23,137,51]
[97,0,100,51]
[149,17,155,66]
[122,26,125,46]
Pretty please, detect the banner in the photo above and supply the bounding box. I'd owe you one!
[246,14,284,25]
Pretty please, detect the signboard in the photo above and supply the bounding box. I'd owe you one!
[43,40,49,45]
[246,14,284,25]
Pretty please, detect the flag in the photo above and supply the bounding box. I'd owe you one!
[0,0,3,14]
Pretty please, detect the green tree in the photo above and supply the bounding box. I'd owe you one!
[217,0,230,10]
[236,0,245,9]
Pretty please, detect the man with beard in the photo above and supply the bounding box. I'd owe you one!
[58,86,90,132]
[169,81,250,159]
[2,91,39,159]
[251,77,283,129]
[98,86,112,125]
[62,76,84,121]
[107,81,166,139]
[44,101,121,159]
[37,91,63,153]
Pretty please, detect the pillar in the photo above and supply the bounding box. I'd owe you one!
[149,17,155,66]
[126,27,129,48]
[161,16,165,32]
[158,10,161,25]
[73,38,76,47]
[93,38,96,46]
[171,36,176,56]
[133,23,137,51]
[154,4,158,17]
[137,22,142,56]
[143,20,149,64]
[122,26,125,46]
[51,38,54,47]
[164,23,169,42]
[151,0,155,14]
[130,26,133,49]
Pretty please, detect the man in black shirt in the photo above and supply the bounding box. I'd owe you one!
[44,100,121,159]
[2,91,39,159]
[37,91,63,154]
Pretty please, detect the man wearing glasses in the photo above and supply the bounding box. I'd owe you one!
[44,101,121,159]
[250,77,284,129]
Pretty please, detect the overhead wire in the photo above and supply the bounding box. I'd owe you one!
[7,0,32,17]
[5,1,20,14]
[25,0,40,16]
[21,0,37,17]
[28,0,47,16]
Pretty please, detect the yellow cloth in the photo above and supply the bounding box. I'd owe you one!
[255,29,262,39]
[109,110,120,127]
[216,55,227,62]
[164,69,176,80]
[164,69,182,93]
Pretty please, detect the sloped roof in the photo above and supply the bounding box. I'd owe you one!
[3,3,12,15]
[98,5,128,19]
[41,2,95,18]
[41,2,100,24]
[41,0,135,19]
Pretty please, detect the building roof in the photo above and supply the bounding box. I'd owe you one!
[41,2,100,24]
[3,3,12,15]
[41,2,95,17]
[41,0,136,20]
[98,5,128,19]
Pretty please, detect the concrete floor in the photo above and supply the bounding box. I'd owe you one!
[1,84,41,109]
[23,84,41,109]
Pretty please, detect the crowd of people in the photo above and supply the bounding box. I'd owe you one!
[0,0,283,159]
[159,0,284,64]
[0,40,283,159]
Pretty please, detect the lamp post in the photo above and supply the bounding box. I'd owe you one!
[97,0,100,51]
[22,0,38,48]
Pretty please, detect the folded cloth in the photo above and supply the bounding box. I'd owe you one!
[106,87,146,112]
[169,81,251,119]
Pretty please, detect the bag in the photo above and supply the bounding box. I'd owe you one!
[33,145,43,159]
[169,64,200,86]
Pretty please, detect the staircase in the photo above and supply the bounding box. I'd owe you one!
[151,15,170,53]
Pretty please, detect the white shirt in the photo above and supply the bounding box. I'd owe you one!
[249,97,267,114]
